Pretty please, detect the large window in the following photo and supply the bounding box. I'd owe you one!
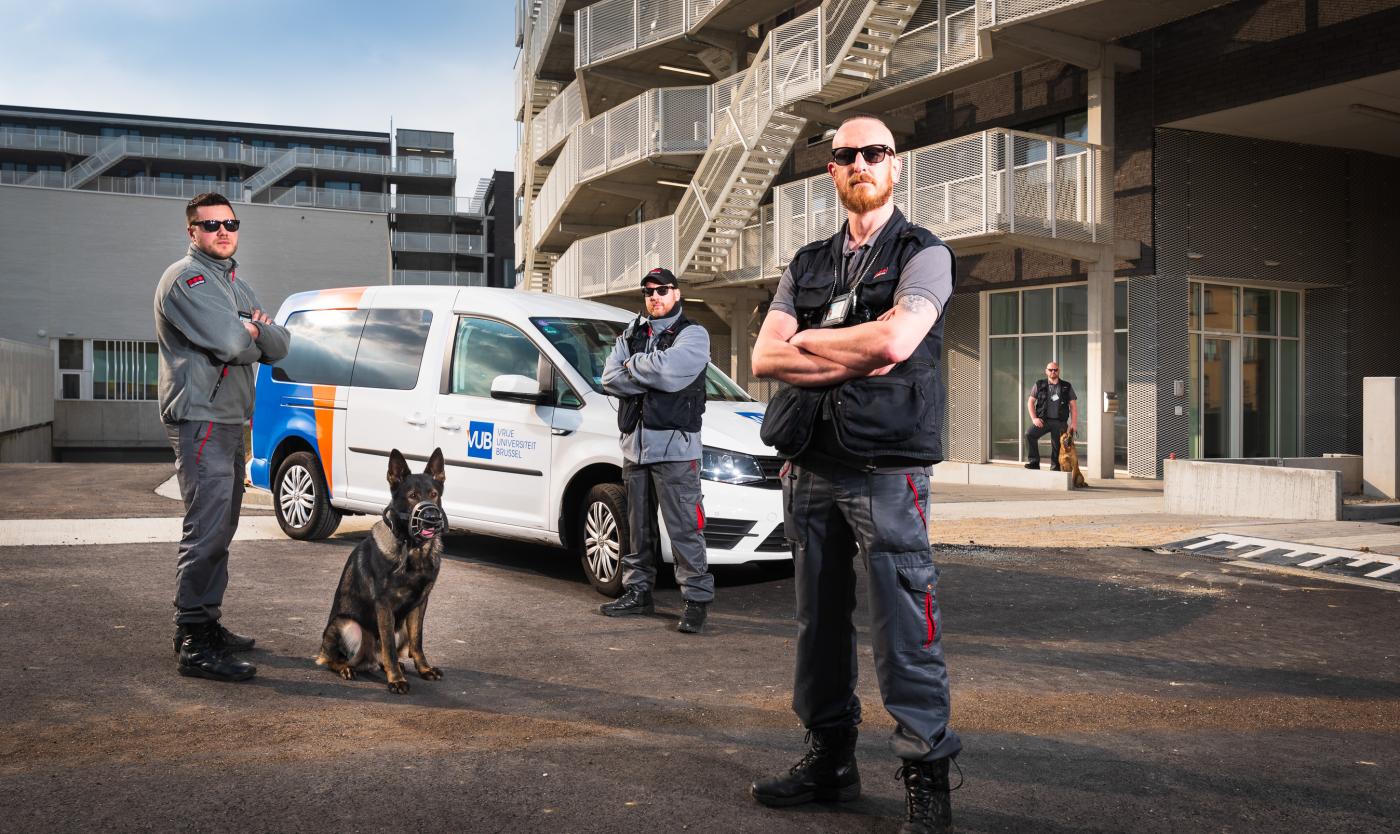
[54,339,158,401]
[988,282,1128,468]
[1189,282,1301,458]
[450,317,540,398]
[273,308,432,390]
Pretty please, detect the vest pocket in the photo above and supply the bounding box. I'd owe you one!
[760,385,818,457]
[856,267,898,313]
[834,375,925,447]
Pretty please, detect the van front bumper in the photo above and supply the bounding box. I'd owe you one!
[691,479,788,565]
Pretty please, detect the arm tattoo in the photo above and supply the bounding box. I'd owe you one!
[898,295,935,314]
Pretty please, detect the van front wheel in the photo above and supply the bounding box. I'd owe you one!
[274,451,342,540]
[579,482,628,597]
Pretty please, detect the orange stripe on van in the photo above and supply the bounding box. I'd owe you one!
[312,384,336,494]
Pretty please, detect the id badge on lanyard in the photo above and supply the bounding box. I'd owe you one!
[817,244,881,328]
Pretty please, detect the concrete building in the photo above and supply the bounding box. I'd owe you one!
[513,0,1400,479]
[0,105,515,458]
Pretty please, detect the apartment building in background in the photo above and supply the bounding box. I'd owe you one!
[512,0,1400,479]
[0,105,515,459]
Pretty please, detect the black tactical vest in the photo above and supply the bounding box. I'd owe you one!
[759,208,955,465]
[616,315,707,434]
[1032,378,1073,420]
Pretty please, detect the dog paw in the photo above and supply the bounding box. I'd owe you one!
[417,665,442,680]
[338,667,356,680]
[387,679,410,695]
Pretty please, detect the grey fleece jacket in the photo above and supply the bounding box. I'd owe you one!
[154,244,290,425]
[601,308,711,465]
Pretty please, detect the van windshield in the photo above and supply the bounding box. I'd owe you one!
[530,317,754,402]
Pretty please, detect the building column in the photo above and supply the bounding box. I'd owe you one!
[705,288,767,393]
[1086,54,1117,478]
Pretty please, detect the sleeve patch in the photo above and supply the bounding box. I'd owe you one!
[185,274,206,288]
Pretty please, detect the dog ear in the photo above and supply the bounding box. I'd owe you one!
[387,449,411,489]
[425,447,446,484]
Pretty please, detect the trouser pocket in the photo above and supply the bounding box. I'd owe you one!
[894,561,940,654]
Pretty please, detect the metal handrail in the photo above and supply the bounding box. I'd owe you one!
[575,0,722,69]
[391,232,487,255]
[392,269,488,286]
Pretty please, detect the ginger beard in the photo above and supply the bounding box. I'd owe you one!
[836,170,892,213]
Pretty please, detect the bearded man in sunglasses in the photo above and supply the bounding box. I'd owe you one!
[154,193,289,683]
[599,267,714,633]
[751,116,960,833]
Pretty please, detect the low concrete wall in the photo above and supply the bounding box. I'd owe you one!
[932,461,1073,490]
[1364,377,1398,499]
[1164,459,1342,521]
[1210,455,1362,494]
[53,400,165,449]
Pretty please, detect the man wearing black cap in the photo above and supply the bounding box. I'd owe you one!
[599,267,714,633]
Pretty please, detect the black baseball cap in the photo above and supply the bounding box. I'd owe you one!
[641,267,677,287]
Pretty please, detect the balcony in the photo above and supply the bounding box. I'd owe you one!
[553,129,1110,298]
[530,84,712,251]
[0,126,98,155]
[268,185,390,213]
[392,269,488,286]
[92,176,243,201]
[837,0,1225,112]
[390,193,487,217]
[391,232,487,256]
[531,81,585,163]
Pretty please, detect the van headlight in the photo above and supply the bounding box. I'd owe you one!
[700,446,765,486]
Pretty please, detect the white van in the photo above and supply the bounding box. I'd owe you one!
[249,285,788,595]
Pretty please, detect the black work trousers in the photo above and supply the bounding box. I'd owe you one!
[165,420,245,625]
[782,457,961,763]
[1025,418,1068,467]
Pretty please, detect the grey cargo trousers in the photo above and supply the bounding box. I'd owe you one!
[621,459,714,603]
[165,420,246,625]
[783,457,962,762]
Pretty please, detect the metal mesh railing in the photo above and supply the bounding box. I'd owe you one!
[576,0,721,68]
[268,186,390,213]
[90,176,243,201]
[390,193,487,217]
[532,81,585,159]
[391,232,487,255]
[0,126,99,155]
[979,0,1089,27]
[716,129,1109,281]
[867,0,980,94]
[527,0,569,77]
[530,84,712,248]
[553,214,675,298]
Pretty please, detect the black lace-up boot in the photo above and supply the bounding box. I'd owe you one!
[177,623,257,682]
[676,600,707,633]
[599,586,653,617]
[896,758,953,834]
[750,727,860,807]
[173,622,254,653]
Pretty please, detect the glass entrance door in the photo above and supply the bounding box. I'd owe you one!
[1201,337,1236,458]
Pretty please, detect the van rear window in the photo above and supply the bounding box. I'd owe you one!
[272,308,432,390]
[272,309,366,386]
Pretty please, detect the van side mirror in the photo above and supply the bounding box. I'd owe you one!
[490,374,543,404]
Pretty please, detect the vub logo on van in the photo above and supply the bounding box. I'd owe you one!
[468,421,494,459]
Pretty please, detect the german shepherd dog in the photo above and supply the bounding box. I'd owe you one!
[315,448,447,694]
[1058,428,1088,489]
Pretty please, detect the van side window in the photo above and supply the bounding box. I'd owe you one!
[271,309,367,386]
[450,317,540,398]
[350,309,434,390]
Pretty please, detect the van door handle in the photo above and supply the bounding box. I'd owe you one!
[405,412,427,426]
[551,427,573,436]
[438,419,462,431]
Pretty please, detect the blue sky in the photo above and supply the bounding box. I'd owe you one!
[0,0,519,196]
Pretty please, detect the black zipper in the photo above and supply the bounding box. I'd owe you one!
[209,364,228,402]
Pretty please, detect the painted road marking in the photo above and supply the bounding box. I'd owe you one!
[1164,533,1400,587]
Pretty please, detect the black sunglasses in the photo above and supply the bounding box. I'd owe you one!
[642,285,677,297]
[191,219,240,232]
[831,144,895,166]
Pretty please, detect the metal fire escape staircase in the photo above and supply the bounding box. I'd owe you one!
[240,148,298,200]
[673,0,917,279]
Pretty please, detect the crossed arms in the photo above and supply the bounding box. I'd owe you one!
[751,294,940,387]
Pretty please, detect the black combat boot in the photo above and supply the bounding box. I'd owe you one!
[676,600,708,634]
[177,623,257,682]
[599,586,653,617]
[173,622,255,653]
[750,727,860,807]
[896,758,953,834]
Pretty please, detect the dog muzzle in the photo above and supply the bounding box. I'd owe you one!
[391,502,445,542]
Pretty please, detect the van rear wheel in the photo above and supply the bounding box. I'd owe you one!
[579,482,628,597]
[274,451,341,540]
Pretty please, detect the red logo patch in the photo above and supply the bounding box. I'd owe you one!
[185,274,206,288]
[873,268,889,278]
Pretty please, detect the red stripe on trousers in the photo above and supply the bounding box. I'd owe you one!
[195,421,213,464]
[905,474,927,526]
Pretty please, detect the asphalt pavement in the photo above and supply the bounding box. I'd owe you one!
[0,464,1397,834]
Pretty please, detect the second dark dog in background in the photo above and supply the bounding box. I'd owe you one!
[315,448,447,694]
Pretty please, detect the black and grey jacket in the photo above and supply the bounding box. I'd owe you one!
[154,244,290,425]
[600,308,711,465]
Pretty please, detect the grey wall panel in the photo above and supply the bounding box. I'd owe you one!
[0,186,389,346]
[1126,274,1159,478]
[943,292,982,462]
[1152,130,1192,477]
[1304,289,1348,455]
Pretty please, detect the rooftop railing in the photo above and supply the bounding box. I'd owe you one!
[531,84,712,248]
[391,231,487,256]
[392,269,489,286]
[268,185,390,213]
[575,0,721,68]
